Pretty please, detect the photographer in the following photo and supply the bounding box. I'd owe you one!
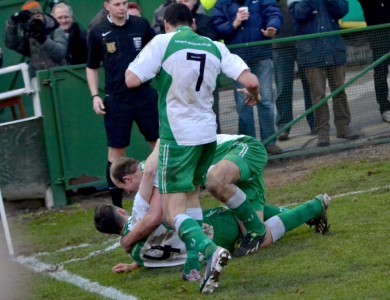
[4,0,67,77]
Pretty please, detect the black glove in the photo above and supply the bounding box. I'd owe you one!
[30,19,47,44]
[10,10,32,24]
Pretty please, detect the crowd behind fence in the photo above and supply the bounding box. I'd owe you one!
[216,23,390,159]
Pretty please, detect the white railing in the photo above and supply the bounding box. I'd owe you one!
[0,63,41,118]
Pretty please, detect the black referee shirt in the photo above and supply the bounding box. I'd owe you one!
[87,15,155,94]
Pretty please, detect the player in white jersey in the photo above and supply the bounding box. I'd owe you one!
[125,3,264,294]
[105,135,330,282]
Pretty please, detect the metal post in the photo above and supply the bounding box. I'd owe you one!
[0,188,14,257]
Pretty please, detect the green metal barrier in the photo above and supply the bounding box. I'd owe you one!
[38,65,151,207]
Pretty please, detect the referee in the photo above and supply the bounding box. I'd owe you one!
[86,0,159,208]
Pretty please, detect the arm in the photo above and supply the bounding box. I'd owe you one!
[236,70,261,106]
[261,2,283,37]
[4,20,30,57]
[41,28,67,63]
[86,67,106,115]
[138,139,159,202]
[125,70,143,89]
[288,0,317,23]
[211,2,238,39]
[120,187,163,253]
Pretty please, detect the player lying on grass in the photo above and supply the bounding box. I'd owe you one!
[94,134,330,280]
[94,193,329,276]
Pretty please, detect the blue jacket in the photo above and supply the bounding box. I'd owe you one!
[212,0,282,61]
[288,0,348,68]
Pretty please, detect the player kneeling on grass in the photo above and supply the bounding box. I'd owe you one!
[94,137,331,282]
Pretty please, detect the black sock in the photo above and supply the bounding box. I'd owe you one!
[106,161,123,208]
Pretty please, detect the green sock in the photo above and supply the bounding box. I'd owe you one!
[184,209,203,274]
[264,204,289,221]
[232,199,266,236]
[278,199,323,232]
[178,218,217,259]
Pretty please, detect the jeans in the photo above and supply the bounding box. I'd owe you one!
[233,59,276,145]
[273,46,315,132]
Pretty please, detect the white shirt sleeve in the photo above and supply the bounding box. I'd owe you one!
[128,34,170,83]
[216,41,249,81]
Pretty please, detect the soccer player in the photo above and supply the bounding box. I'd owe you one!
[94,196,330,275]
[125,3,262,294]
[108,135,330,280]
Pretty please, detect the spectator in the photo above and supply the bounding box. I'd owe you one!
[289,0,359,147]
[153,0,205,34]
[177,0,221,132]
[4,0,67,77]
[52,3,88,65]
[358,0,390,123]
[153,0,178,34]
[127,2,142,17]
[273,0,315,141]
[86,0,159,209]
[212,0,283,155]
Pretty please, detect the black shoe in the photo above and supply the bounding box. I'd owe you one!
[277,131,289,141]
[233,232,266,257]
[337,127,359,140]
[266,144,283,155]
[317,134,330,147]
[306,194,331,234]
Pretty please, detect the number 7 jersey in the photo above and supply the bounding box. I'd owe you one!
[128,26,249,146]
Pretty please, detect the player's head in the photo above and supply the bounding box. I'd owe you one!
[110,157,142,193]
[163,3,193,31]
[94,204,128,234]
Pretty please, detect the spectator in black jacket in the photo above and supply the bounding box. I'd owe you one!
[52,3,88,65]
[358,0,390,123]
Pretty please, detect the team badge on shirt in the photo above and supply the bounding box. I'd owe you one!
[106,42,116,53]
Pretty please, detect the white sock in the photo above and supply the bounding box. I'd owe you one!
[265,216,286,243]
[225,187,246,209]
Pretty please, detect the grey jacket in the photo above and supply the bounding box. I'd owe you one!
[4,14,67,77]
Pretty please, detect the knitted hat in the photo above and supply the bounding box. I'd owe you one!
[22,1,43,14]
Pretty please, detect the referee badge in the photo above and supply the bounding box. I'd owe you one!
[106,42,116,53]
[133,37,142,51]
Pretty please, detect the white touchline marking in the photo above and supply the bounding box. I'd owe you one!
[282,185,390,207]
[14,185,390,298]
[16,256,137,300]
[329,185,390,199]
[61,242,120,265]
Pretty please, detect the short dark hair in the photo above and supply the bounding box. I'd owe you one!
[163,3,193,27]
[111,157,139,184]
[94,205,123,234]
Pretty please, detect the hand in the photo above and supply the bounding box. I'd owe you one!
[112,262,139,273]
[261,27,277,38]
[11,10,32,24]
[30,19,46,43]
[92,96,106,115]
[233,8,249,28]
[237,88,261,106]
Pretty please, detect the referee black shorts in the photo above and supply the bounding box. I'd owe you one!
[104,86,159,148]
